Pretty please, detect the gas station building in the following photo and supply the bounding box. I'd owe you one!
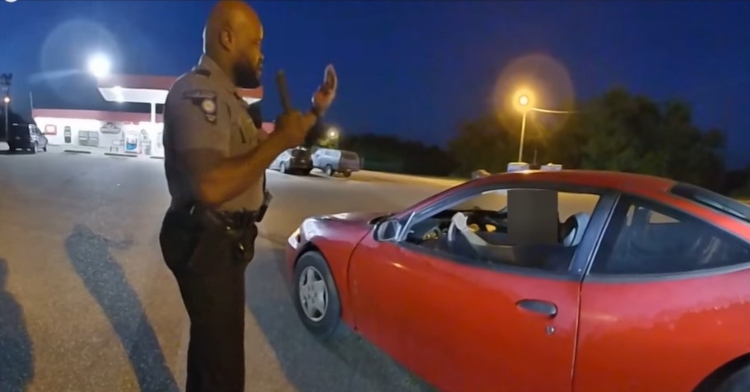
[32,74,272,157]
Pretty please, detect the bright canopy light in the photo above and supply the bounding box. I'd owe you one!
[518,95,529,106]
[112,86,124,102]
[5,0,17,3]
[3,97,9,104]
[88,54,111,78]
[328,128,338,138]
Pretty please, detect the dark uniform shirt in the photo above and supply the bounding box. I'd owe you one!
[163,55,264,212]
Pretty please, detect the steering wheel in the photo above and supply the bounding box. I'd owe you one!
[421,226,443,241]
[446,212,466,245]
[446,212,487,260]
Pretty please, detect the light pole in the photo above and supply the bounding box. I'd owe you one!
[1,73,11,141]
[3,96,8,140]
[516,93,576,163]
[327,127,339,148]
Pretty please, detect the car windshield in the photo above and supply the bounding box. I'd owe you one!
[671,183,750,223]
[291,149,307,157]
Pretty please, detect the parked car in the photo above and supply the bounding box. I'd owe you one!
[269,147,313,175]
[541,163,563,171]
[284,169,750,392]
[311,148,361,177]
[8,123,48,153]
[471,169,491,179]
[506,161,530,172]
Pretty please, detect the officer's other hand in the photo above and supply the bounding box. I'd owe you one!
[311,64,337,113]
[275,110,317,148]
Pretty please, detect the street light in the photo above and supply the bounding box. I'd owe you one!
[2,96,7,141]
[328,129,338,139]
[518,94,529,107]
[0,73,10,141]
[88,54,111,79]
[513,91,576,163]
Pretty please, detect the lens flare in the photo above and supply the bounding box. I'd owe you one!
[492,53,575,133]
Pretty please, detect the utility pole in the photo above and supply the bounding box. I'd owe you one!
[0,73,11,141]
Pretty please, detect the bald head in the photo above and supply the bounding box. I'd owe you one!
[203,1,264,88]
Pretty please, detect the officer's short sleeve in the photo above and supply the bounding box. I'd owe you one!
[164,76,229,154]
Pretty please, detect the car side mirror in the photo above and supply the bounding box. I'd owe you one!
[375,219,401,242]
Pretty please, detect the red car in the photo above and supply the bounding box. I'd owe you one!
[283,170,750,392]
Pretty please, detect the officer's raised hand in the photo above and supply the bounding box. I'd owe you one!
[274,110,317,148]
[311,64,338,115]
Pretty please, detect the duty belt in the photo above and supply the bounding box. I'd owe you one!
[219,209,259,229]
[179,204,258,230]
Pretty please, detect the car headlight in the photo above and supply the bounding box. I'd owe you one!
[288,228,301,247]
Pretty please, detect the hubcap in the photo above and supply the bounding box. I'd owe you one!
[298,266,328,322]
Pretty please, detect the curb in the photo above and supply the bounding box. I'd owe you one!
[104,152,138,158]
[63,149,92,154]
[150,156,165,160]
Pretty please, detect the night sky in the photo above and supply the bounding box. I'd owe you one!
[2,1,750,166]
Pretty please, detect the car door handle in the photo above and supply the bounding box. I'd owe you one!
[516,299,558,318]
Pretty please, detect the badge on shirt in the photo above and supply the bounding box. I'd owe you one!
[201,99,217,123]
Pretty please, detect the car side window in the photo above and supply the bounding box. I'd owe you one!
[401,187,601,274]
[590,196,750,275]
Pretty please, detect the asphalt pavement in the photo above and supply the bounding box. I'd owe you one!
[0,145,446,392]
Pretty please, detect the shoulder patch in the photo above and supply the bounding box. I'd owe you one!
[182,89,217,100]
[181,89,219,124]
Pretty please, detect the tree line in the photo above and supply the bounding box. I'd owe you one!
[329,87,742,193]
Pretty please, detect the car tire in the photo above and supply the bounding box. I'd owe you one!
[280,162,287,174]
[292,251,342,340]
[342,171,351,178]
[324,165,334,176]
[30,142,37,154]
[7,143,15,152]
[303,169,312,176]
[712,365,750,392]
[43,144,47,152]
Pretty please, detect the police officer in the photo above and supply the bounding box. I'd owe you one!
[159,2,336,391]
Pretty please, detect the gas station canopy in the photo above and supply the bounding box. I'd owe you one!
[96,74,263,105]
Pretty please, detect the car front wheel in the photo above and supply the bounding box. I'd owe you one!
[711,365,750,392]
[293,251,342,340]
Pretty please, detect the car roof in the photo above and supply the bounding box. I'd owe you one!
[471,169,677,193]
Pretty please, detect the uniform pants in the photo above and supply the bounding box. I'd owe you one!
[176,261,247,392]
[160,209,257,392]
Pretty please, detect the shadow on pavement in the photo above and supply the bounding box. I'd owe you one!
[64,225,179,392]
[245,244,434,392]
[0,258,34,392]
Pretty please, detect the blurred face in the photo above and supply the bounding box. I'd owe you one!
[231,23,264,89]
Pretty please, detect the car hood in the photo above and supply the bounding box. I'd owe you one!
[318,211,389,225]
